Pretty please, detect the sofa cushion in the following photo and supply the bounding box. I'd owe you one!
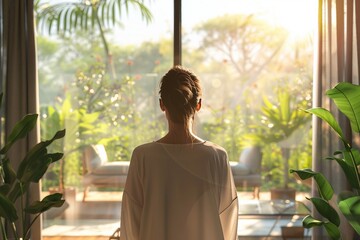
[229,161,250,175]
[92,161,130,175]
[239,147,262,174]
[84,145,108,173]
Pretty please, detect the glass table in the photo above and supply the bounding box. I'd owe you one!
[237,199,311,239]
[238,199,310,216]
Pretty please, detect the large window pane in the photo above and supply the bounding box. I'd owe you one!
[183,0,314,199]
[182,1,315,237]
[36,0,172,237]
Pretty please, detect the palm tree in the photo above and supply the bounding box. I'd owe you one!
[34,0,153,78]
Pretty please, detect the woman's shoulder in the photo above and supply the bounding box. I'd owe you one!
[133,141,159,152]
[202,141,228,155]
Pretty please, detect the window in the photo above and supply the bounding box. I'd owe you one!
[182,0,314,191]
[36,0,315,237]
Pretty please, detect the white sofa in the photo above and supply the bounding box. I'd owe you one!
[82,145,262,201]
[229,146,263,198]
[82,144,129,201]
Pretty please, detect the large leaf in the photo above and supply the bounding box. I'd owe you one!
[0,184,10,196]
[17,129,65,180]
[20,156,52,183]
[302,215,323,228]
[0,193,18,221]
[306,108,348,146]
[323,221,341,240]
[326,82,360,133]
[328,149,360,190]
[2,157,16,185]
[309,197,340,226]
[0,114,38,154]
[290,169,334,200]
[338,196,360,235]
[37,0,152,34]
[8,182,29,202]
[25,193,65,214]
[303,216,341,240]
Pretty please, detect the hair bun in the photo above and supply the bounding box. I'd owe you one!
[159,66,202,123]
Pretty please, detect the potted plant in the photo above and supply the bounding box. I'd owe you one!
[245,89,311,199]
[0,94,66,240]
[290,82,360,239]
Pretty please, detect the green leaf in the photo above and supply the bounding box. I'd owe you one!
[306,108,348,146]
[309,197,340,226]
[290,168,316,180]
[0,114,38,154]
[112,1,116,25]
[0,92,3,109]
[326,82,360,133]
[329,149,360,189]
[302,215,324,228]
[25,193,65,214]
[56,9,64,32]
[25,156,52,183]
[290,169,333,200]
[303,215,341,240]
[47,152,64,163]
[2,158,16,185]
[17,129,65,180]
[0,193,18,221]
[313,173,334,200]
[323,221,341,240]
[338,196,360,235]
[0,184,11,195]
[8,180,29,202]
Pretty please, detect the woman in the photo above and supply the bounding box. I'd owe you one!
[120,66,238,240]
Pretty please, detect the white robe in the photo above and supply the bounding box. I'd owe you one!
[120,141,238,240]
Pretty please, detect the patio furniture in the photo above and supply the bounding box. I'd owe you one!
[230,146,262,198]
[82,144,130,201]
[82,144,262,201]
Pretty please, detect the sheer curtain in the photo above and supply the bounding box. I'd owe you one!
[2,0,40,239]
[313,0,359,238]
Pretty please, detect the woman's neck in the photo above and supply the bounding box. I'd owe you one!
[157,120,203,144]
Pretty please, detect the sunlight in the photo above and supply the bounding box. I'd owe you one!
[265,0,317,40]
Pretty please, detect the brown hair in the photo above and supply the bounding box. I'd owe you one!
[159,65,202,124]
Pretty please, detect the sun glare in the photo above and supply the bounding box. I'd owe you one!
[266,0,317,39]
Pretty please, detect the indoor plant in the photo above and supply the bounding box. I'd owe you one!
[245,89,310,198]
[0,94,66,240]
[290,82,360,239]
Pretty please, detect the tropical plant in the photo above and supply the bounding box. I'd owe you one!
[41,94,107,191]
[35,0,153,77]
[245,88,311,189]
[290,82,360,239]
[0,93,66,240]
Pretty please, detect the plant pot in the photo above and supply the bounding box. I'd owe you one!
[270,187,296,201]
[281,226,304,239]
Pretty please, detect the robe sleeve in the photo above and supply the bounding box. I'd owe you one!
[219,152,238,240]
[120,149,144,240]
[219,197,238,240]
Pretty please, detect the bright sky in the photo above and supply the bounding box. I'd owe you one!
[111,0,317,45]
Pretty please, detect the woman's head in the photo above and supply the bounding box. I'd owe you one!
[159,65,202,124]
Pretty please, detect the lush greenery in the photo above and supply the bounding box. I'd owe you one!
[35,1,313,192]
[0,94,65,240]
[244,86,311,189]
[291,82,360,239]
